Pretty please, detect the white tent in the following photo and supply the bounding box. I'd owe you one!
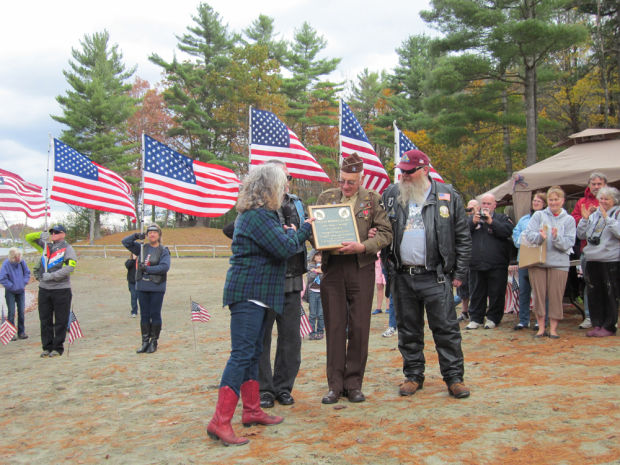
[487,129,620,220]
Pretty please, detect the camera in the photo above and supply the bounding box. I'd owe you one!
[587,236,601,246]
[480,209,490,220]
[465,208,474,213]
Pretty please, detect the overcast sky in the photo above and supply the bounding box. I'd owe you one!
[0,0,434,226]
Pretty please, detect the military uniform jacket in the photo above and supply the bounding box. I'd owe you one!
[316,186,392,268]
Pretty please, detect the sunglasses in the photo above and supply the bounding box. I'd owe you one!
[401,166,426,175]
[50,230,63,234]
[338,179,358,186]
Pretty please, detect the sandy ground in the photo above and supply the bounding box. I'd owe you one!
[1,257,619,465]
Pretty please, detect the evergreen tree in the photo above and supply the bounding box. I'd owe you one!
[149,3,237,162]
[52,30,136,240]
[421,0,588,165]
[243,14,288,64]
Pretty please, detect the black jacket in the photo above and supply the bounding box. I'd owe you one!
[382,180,471,282]
[468,213,514,270]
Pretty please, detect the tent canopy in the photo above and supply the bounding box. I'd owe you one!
[486,129,620,220]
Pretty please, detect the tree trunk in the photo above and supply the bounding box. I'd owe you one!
[501,89,513,177]
[89,210,95,245]
[524,62,538,166]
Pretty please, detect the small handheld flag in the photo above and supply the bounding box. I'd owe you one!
[0,310,17,345]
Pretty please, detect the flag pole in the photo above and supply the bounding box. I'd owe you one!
[45,134,52,230]
[248,106,252,172]
[393,121,400,184]
[66,305,72,357]
[140,133,146,234]
[190,296,197,351]
[338,99,343,173]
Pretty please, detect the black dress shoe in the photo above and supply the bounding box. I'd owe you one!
[276,392,295,405]
[321,390,341,404]
[260,393,275,408]
[347,389,366,403]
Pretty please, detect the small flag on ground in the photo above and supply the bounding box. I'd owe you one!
[191,300,211,323]
[0,315,17,345]
[504,272,520,314]
[300,308,312,338]
[67,311,83,344]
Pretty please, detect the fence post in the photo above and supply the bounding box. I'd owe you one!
[104,245,107,259]
[174,244,179,258]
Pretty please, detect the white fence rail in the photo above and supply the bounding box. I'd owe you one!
[71,244,231,258]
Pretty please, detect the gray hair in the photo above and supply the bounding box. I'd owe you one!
[236,164,287,213]
[589,172,607,183]
[597,186,620,205]
[8,248,22,262]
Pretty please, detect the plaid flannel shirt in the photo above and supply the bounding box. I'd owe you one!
[223,208,312,314]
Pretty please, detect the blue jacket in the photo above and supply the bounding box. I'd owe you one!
[223,208,312,314]
[122,234,170,292]
[0,258,30,294]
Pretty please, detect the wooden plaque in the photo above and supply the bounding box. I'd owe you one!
[308,203,360,250]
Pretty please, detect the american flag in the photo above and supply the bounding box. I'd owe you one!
[143,135,240,217]
[340,100,390,194]
[393,122,444,184]
[300,308,313,338]
[0,168,49,219]
[191,300,211,323]
[504,271,520,314]
[67,311,83,344]
[52,139,136,218]
[250,108,331,183]
[0,311,17,345]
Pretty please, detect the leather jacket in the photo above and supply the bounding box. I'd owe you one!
[381,180,471,282]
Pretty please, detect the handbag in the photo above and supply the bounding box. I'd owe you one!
[518,227,547,269]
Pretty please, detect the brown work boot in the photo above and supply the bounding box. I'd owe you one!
[398,379,423,396]
[448,382,470,399]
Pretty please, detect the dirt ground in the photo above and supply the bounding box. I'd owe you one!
[1,257,618,465]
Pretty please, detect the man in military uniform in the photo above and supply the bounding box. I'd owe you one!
[316,153,392,404]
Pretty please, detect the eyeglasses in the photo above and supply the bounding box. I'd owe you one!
[286,175,293,181]
[338,179,358,186]
[401,166,426,175]
[50,230,62,234]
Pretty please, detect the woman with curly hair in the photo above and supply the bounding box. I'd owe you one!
[207,163,314,446]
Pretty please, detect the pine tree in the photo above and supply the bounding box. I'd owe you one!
[52,30,136,240]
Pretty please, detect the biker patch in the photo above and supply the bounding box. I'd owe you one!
[439,205,450,218]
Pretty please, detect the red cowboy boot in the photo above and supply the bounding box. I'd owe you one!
[241,380,284,427]
[207,386,249,446]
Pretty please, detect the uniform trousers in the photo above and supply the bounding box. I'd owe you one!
[392,271,465,385]
[321,255,374,393]
[258,291,302,397]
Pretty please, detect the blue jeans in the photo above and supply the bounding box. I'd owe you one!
[387,297,396,328]
[137,291,164,325]
[5,291,26,336]
[518,268,532,326]
[220,301,268,395]
[308,291,324,333]
[128,283,138,315]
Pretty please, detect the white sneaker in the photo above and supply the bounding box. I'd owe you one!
[465,321,481,330]
[579,317,592,329]
[484,319,496,329]
[382,327,396,337]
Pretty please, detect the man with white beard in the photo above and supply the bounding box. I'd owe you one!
[381,149,472,399]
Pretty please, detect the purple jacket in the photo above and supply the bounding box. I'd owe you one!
[0,258,31,294]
